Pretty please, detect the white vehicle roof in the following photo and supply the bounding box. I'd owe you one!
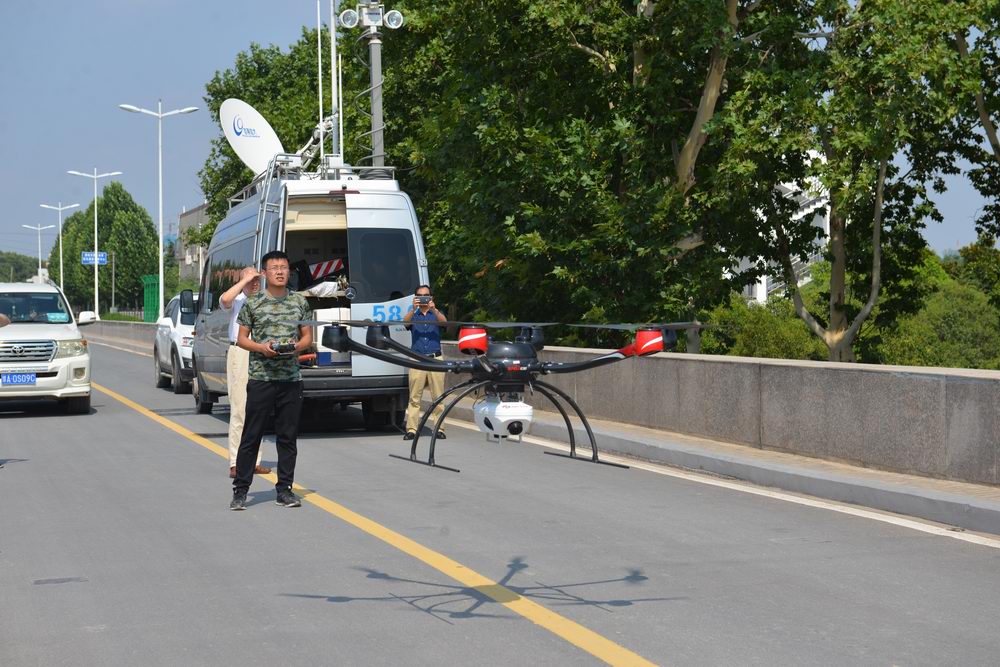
[0,283,62,294]
[283,178,401,196]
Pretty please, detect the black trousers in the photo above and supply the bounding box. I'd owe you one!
[234,379,303,494]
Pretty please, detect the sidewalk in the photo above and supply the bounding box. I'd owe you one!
[438,398,1000,536]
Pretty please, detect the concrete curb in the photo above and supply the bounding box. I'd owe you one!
[438,400,1000,536]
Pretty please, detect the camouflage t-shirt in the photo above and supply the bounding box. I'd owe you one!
[236,290,311,381]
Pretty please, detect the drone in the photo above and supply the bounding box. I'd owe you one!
[297,317,706,473]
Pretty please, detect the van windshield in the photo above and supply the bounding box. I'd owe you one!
[0,292,72,324]
[348,228,419,303]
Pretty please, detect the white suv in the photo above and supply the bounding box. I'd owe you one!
[153,295,197,394]
[0,283,96,413]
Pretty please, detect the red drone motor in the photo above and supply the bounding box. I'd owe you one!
[458,326,488,355]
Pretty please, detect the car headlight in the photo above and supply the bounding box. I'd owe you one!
[181,337,194,348]
[55,339,88,358]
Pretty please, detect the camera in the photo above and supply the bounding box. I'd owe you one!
[473,395,533,442]
[416,295,432,305]
[270,342,297,355]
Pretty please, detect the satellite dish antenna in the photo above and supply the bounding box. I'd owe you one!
[219,98,285,175]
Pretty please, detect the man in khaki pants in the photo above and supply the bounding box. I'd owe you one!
[401,284,448,440]
[221,267,271,478]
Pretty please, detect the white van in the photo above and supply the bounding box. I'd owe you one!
[0,283,96,413]
[185,160,428,428]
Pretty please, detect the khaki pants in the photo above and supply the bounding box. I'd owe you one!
[227,345,261,468]
[405,364,446,434]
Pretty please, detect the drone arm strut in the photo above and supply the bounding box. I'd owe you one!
[345,337,471,373]
[539,345,635,375]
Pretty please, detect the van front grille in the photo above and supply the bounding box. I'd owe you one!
[0,340,56,363]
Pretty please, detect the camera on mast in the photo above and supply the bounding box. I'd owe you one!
[339,3,404,30]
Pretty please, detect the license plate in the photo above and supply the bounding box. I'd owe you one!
[1,372,36,386]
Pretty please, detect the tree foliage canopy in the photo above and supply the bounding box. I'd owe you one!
[0,251,38,283]
[48,182,157,312]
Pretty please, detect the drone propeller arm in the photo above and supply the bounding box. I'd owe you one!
[345,338,472,373]
[539,345,635,375]
[380,335,455,364]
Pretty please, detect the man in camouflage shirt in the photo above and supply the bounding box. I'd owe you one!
[231,250,313,510]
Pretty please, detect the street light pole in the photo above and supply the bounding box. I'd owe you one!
[22,224,55,281]
[39,202,80,292]
[68,169,123,315]
[118,100,198,320]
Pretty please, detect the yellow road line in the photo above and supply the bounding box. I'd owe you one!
[91,382,657,666]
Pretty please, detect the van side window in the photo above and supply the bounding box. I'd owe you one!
[198,260,212,313]
[347,228,419,303]
[205,237,255,311]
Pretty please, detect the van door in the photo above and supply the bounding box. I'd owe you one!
[344,193,428,377]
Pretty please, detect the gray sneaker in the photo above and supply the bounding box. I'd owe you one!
[275,490,301,507]
[230,492,247,511]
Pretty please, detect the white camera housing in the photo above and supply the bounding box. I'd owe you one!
[473,395,533,441]
[338,8,359,28]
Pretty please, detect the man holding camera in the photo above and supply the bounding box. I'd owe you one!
[401,284,447,441]
[230,250,312,511]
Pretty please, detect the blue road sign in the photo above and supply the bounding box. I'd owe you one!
[81,251,108,266]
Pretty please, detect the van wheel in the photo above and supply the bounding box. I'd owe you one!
[154,347,170,388]
[171,352,192,395]
[193,372,213,414]
[65,395,91,415]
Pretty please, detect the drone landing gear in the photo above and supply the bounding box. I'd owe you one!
[533,380,629,470]
[388,379,493,473]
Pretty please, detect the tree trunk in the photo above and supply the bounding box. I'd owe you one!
[633,0,656,88]
[827,206,849,348]
[673,0,739,196]
[955,31,1000,161]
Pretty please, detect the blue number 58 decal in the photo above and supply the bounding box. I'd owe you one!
[372,304,405,322]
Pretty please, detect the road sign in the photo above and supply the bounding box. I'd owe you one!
[81,251,108,266]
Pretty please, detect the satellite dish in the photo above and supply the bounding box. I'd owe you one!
[219,98,285,175]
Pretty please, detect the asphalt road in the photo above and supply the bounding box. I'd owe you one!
[2,342,1000,666]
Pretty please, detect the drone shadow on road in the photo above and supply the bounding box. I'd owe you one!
[281,557,684,624]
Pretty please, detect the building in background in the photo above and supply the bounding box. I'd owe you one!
[737,183,830,303]
[176,202,208,282]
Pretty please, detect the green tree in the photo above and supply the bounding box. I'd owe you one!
[197,3,806,333]
[719,0,980,361]
[0,251,38,282]
[381,0,796,329]
[878,280,1000,369]
[942,236,1000,309]
[701,294,828,360]
[48,182,157,312]
[953,2,1000,235]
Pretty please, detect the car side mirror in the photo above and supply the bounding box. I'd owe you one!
[179,289,195,314]
[77,311,97,326]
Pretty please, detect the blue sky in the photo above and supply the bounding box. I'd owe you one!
[0,1,990,262]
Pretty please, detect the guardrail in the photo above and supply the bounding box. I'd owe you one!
[85,320,156,349]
